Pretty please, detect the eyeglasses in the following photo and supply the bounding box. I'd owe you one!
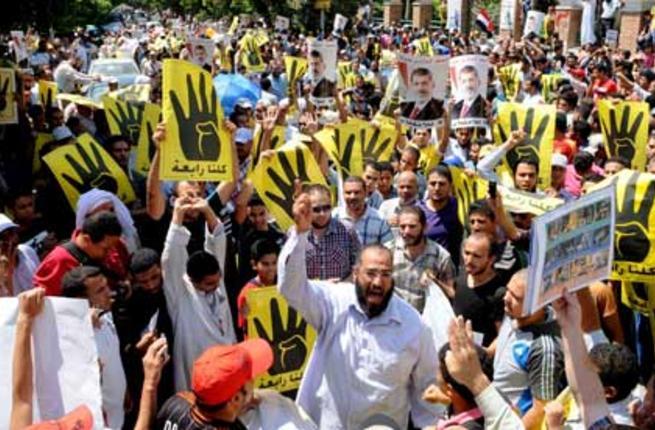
[312,204,332,214]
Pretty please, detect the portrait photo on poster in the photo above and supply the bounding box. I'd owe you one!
[397,53,448,128]
[306,39,338,107]
[186,37,215,69]
[449,55,489,129]
[524,10,545,37]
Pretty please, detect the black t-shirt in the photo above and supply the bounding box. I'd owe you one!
[453,273,506,346]
[156,393,248,430]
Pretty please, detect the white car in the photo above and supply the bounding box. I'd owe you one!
[87,58,149,100]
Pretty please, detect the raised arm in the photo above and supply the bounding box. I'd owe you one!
[146,123,166,220]
[477,130,525,181]
[277,184,333,331]
[161,196,194,311]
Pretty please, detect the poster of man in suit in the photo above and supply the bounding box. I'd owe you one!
[449,55,489,128]
[398,53,448,128]
[305,40,338,107]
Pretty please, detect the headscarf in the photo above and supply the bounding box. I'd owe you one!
[75,189,139,253]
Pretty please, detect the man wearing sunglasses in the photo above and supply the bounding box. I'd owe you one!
[304,184,361,282]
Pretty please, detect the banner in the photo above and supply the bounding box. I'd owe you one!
[398,53,448,128]
[0,68,17,125]
[275,15,290,31]
[246,286,316,394]
[524,187,615,314]
[500,0,517,31]
[498,185,563,215]
[306,40,337,107]
[449,55,488,129]
[315,120,364,181]
[333,13,348,32]
[249,124,287,176]
[498,63,521,101]
[161,59,233,181]
[38,80,58,108]
[135,102,161,175]
[43,134,136,209]
[540,74,562,103]
[250,141,326,231]
[102,95,144,144]
[0,297,103,429]
[598,100,649,171]
[447,0,463,30]
[495,102,556,189]
[524,10,545,36]
[240,33,265,73]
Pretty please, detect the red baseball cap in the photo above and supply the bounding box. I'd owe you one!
[26,405,93,430]
[192,339,273,406]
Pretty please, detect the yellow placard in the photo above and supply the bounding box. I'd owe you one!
[251,141,326,231]
[135,102,161,175]
[160,59,233,181]
[0,68,18,124]
[102,95,144,144]
[598,100,649,172]
[362,122,397,163]
[450,167,489,226]
[337,61,356,89]
[495,102,555,190]
[498,63,521,101]
[249,125,286,177]
[246,286,317,393]
[540,74,561,103]
[228,16,239,35]
[240,34,265,73]
[415,38,434,56]
[38,80,58,108]
[315,119,364,181]
[56,93,103,109]
[43,133,136,209]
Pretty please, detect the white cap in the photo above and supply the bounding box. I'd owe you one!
[552,153,568,168]
[52,126,74,141]
[0,214,19,235]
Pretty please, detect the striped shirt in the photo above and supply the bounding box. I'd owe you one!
[333,206,393,246]
[306,218,361,280]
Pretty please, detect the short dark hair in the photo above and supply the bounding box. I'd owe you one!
[187,251,220,282]
[344,176,366,188]
[129,248,160,275]
[81,212,122,243]
[411,67,432,80]
[356,243,393,266]
[304,183,331,199]
[377,161,394,174]
[589,343,639,403]
[558,90,578,109]
[250,239,280,262]
[104,134,134,150]
[605,156,629,167]
[427,164,453,183]
[438,341,494,404]
[402,145,420,163]
[309,49,322,60]
[398,205,426,227]
[515,157,540,174]
[61,266,103,298]
[248,194,265,208]
[364,159,381,171]
[468,199,496,222]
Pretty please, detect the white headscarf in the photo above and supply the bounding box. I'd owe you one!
[75,189,139,253]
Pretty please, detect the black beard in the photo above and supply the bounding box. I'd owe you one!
[355,279,394,319]
[312,218,331,230]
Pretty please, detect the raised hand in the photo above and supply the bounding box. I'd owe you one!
[600,104,644,164]
[253,298,308,375]
[169,72,223,161]
[615,171,655,262]
[61,142,118,195]
[264,147,311,222]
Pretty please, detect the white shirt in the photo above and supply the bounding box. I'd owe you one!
[13,244,39,295]
[162,222,237,391]
[94,313,126,430]
[53,61,95,93]
[277,229,442,429]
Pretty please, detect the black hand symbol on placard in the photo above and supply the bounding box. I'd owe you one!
[601,106,643,164]
[454,173,480,223]
[170,73,222,161]
[108,101,143,144]
[144,121,157,160]
[498,108,549,171]
[363,127,393,161]
[61,143,118,195]
[0,75,9,112]
[253,298,308,375]
[615,171,655,262]
[41,87,53,108]
[334,128,357,180]
[264,147,311,220]
[501,67,518,98]
[252,131,282,173]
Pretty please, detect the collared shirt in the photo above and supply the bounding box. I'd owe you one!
[367,190,384,209]
[334,206,393,245]
[387,238,455,313]
[278,229,443,429]
[306,218,361,280]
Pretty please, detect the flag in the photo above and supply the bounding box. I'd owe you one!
[476,8,495,35]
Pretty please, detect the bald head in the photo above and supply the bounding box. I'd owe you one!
[397,171,418,203]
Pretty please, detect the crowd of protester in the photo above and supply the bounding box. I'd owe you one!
[4,2,655,429]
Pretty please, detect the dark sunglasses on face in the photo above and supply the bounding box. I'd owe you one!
[312,204,331,214]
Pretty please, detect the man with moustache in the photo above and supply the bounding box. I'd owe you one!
[387,206,455,313]
[452,65,485,120]
[277,186,442,429]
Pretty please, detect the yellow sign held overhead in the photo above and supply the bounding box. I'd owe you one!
[598,100,649,172]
